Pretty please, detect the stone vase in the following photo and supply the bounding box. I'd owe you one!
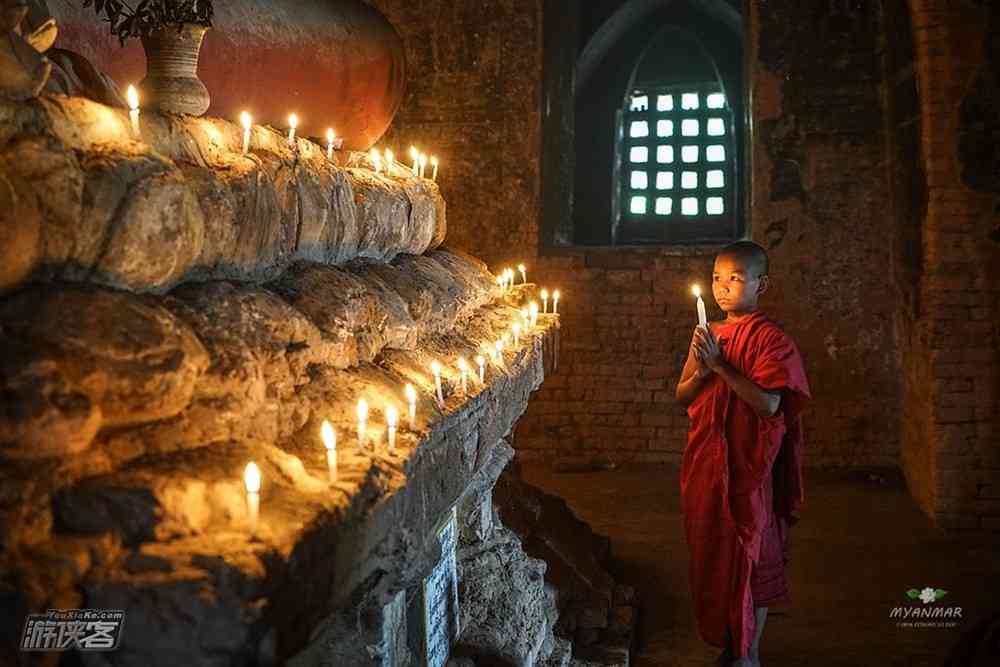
[139,23,209,116]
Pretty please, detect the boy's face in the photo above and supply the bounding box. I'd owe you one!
[712,253,769,314]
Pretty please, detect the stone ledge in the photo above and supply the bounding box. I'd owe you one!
[0,95,446,294]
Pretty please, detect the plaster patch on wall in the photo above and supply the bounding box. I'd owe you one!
[824,333,839,360]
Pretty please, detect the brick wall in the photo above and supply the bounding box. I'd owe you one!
[367,0,999,528]
[908,0,1000,531]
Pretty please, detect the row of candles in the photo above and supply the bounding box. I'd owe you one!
[240,273,563,536]
[124,86,441,181]
[497,264,561,313]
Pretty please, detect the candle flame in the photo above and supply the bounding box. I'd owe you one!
[513,322,521,334]
[541,289,549,299]
[457,357,468,371]
[419,153,428,167]
[476,355,485,367]
[326,128,335,143]
[518,264,526,273]
[530,302,538,314]
[692,284,701,298]
[289,113,298,129]
[244,462,261,494]
[553,290,561,300]
[410,146,419,159]
[431,360,441,376]
[321,420,336,451]
[357,398,368,421]
[405,383,416,404]
[431,156,439,167]
[241,111,252,130]
[385,148,394,166]
[127,85,139,111]
[386,405,398,427]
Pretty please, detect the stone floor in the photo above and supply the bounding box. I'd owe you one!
[521,462,1000,667]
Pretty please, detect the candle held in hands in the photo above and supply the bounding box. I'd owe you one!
[692,285,708,330]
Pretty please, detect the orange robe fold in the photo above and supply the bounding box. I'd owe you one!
[680,311,811,659]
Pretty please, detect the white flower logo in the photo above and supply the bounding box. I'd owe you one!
[919,588,936,604]
[907,587,947,604]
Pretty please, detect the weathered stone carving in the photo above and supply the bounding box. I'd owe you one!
[0,0,55,100]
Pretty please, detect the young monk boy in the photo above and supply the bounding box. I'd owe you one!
[674,241,812,667]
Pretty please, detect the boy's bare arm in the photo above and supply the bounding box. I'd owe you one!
[675,333,711,406]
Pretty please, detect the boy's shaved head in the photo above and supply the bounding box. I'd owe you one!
[718,241,768,278]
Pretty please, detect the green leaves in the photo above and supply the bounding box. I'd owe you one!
[80,0,214,46]
[906,589,921,599]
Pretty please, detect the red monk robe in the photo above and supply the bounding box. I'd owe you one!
[680,310,811,659]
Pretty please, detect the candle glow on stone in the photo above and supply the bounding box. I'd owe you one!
[476,355,486,383]
[321,420,337,484]
[357,398,368,448]
[431,361,444,406]
[287,113,298,145]
[127,85,140,137]
[431,156,439,181]
[457,357,469,394]
[241,111,252,154]
[541,289,549,313]
[244,462,261,536]
[386,405,398,452]
[326,128,336,160]
[405,383,417,429]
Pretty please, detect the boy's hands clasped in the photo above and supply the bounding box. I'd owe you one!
[690,325,724,376]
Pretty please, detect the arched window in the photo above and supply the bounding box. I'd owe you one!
[564,1,744,247]
[613,27,740,244]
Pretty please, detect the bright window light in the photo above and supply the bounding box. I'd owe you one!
[656,171,674,190]
[630,121,649,138]
[630,196,647,214]
[681,197,699,215]
[681,146,699,163]
[681,119,700,136]
[657,145,674,163]
[631,171,648,189]
[657,95,673,111]
[706,170,725,188]
[707,93,725,109]
[681,93,699,110]
[655,197,672,215]
[707,118,725,136]
[706,145,725,162]
[630,95,648,112]
[681,171,698,189]
[630,146,649,163]
[706,197,724,214]
[656,120,674,137]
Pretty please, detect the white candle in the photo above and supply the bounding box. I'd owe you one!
[476,355,486,383]
[553,290,561,314]
[357,398,368,448]
[521,308,530,330]
[321,420,337,484]
[507,268,515,289]
[457,357,469,393]
[519,264,527,285]
[419,153,428,178]
[529,302,539,327]
[126,85,140,137]
[240,111,252,154]
[541,289,549,313]
[430,156,439,181]
[405,383,417,430]
[692,285,707,330]
[370,148,382,174]
[410,146,419,172]
[244,462,261,536]
[513,322,520,346]
[495,340,504,359]
[386,406,398,452]
[287,113,298,146]
[385,148,395,172]
[497,275,505,293]
[431,361,444,406]
[326,128,336,160]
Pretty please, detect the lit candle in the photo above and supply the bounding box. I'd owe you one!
[692,285,708,330]
[287,113,298,146]
[126,85,140,137]
[405,383,417,430]
[321,420,337,484]
[431,361,444,406]
[386,405,398,452]
[506,268,514,289]
[541,289,549,313]
[244,462,261,537]
[357,398,368,448]
[326,128,336,160]
[521,308,530,329]
[553,290,561,314]
[495,339,504,358]
[530,302,539,327]
[476,355,486,383]
[385,148,395,172]
[513,322,520,346]
[370,148,382,174]
[457,357,469,393]
[240,111,252,154]
[419,153,428,178]
[497,275,505,293]
[430,156,439,181]
[410,146,419,172]
[519,264,527,285]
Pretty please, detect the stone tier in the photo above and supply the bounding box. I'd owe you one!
[1,263,562,664]
[0,95,446,294]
